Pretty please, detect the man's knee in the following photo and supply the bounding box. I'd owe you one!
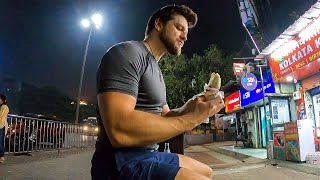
[175,168,212,180]
[203,164,213,178]
[178,154,213,178]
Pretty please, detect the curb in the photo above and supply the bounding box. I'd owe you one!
[209,146,252,161]
[210,159,268,169]
[213,145,320,176]
[267,159,320,176]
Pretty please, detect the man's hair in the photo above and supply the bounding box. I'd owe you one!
[145,5,198,35]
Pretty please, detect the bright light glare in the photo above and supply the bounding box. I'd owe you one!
[91,14,102,29]
[286,76,293,82]
[81,19,90,28]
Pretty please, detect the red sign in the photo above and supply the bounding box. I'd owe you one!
[273,132,285,147]
[225,91,240,113]
[269,32,320,81]
[233,63,246,75]
[284,121,298,140]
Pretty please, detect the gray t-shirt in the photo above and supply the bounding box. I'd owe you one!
[96,41,166,150]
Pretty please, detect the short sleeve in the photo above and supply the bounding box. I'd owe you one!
[0,105,9,117]
[96,42,144,98]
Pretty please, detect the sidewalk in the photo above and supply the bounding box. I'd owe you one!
[185,141,268,169]
[0,142,319,179]
[187,141,320,176]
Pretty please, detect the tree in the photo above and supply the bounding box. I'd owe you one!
[160,44,236,109]
[16,83,97,123]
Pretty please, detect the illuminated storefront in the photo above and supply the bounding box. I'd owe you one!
[255,1,320,158]
[240,71,278,148]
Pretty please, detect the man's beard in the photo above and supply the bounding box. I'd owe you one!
[159,30,180,55]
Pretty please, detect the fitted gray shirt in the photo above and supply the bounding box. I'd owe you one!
[96,41,166,150]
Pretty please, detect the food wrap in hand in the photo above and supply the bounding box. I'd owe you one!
[203,72,223,123]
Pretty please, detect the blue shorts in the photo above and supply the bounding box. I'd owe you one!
[115,149,180,180]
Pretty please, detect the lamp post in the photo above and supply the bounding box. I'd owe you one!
[75,14,102,124]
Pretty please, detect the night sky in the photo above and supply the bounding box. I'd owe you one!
[0,0,317,102]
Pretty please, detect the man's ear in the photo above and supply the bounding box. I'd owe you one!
[154,18,163,31]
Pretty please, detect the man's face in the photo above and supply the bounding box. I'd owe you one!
[0,99,3,105]
[159,14,188,56]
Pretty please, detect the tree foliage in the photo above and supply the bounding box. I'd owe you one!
[159,45,236,109]
[7,83,97,123]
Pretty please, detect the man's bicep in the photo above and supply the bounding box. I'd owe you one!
[97,91,138,147]
[98,92,137,126]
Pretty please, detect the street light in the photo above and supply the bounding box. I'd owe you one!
[75,13,102,124]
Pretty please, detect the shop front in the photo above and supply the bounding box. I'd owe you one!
[302,74,320,151]
[255,1,320,161]
[239,72,277,148]
[222,91,241,142]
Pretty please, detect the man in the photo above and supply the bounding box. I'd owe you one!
[91,5,225,180]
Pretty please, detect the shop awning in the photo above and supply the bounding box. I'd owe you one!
[256,1,320,58]
[256,1,320,82]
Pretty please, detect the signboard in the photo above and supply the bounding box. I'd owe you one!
[271,99,290,124]
[241,73,257,91]
[284,122,298,140]
[269,31,320,81]
[284,121,300,161]
[240,78,276,107]
[273,131,286,160]
[273,132,285,147]
[233,63,246,75]
[225,91,240,113]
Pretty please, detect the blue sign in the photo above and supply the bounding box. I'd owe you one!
[240,78,276,107]
[241,73,257,91]
[309,86,320,96]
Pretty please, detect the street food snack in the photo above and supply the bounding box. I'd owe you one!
[204,72,221,100]
[208,72,221,89]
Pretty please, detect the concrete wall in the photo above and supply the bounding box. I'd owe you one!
[275,83,295,94]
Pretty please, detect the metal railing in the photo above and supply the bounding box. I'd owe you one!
[4,115,97,154]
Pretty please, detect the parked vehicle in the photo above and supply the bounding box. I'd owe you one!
[80,117,98,135]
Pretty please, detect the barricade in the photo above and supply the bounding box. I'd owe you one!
[4,115,97,154]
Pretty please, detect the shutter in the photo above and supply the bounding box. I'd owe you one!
[301,73,320,91]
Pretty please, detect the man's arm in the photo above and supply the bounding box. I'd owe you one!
[98,91,224,148]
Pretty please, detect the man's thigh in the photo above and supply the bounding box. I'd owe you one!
[118,152,180,180]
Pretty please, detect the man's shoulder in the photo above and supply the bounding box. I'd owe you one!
[108,41,145,54]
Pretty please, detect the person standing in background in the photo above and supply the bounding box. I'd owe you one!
[0,94,9,164]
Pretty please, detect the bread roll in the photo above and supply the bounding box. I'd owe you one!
[204,72,221,100]
[208,73,221,90]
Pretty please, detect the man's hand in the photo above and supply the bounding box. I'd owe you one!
[177,94,225,125]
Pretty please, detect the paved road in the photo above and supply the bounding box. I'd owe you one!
[0,146,319,180]
[0,149,93,180]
